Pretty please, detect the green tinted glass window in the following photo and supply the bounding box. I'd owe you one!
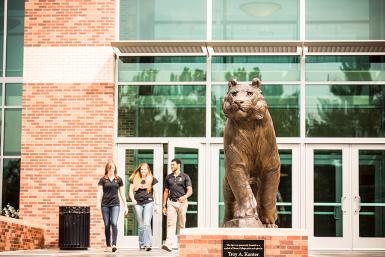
[359,150,385,238]
[6,0,24,76]
[212,56,300,82]
[119,57,206,82]
[212,84,300,137]
[313,150,343,237]
[2,158,20,209]
[306,0,385,40]
[306,84,385,137]
[306,56,385,81]
[123,149,154,236]
[119,0,206,40]
[0,109,2,145]
[213,0,299,40]
[5,84,22,105]
[4,109,22,155]
[174,147,198,228]
[0,0,4,76]
[118,85,206,137]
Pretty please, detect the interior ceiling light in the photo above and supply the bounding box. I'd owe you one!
[240,2,282,17]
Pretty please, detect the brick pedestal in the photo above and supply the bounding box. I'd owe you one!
[179,228,308,257]
[0,216,44,251]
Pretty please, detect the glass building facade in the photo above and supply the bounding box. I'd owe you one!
[2,0,384,251]
[0,0,24,211]
[115,0,385,250]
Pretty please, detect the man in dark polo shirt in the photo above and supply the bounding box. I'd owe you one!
[161,158,192,252]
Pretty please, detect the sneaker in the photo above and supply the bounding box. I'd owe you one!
[112,245,117,252]
[104,247,112,252]
[161,244,172,252]
[145,246,152,251]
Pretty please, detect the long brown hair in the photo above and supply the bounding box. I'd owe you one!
[129,163,153,193]
[104,160,118,181]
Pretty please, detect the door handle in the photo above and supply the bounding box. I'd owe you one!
[341,196,347,214]
[354,196,361,214]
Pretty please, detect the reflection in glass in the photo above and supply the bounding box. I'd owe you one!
[118,85,206,137]
[218,149,292,228]
[213,0,299,40]
[306,0,385,40]
[2,159,20,209]
[306,84,385,137]
[277,150,293,228]
[5,84,22,106]
[313,150,343,237]
[174,148,198,228]
[124,149,154,236]
[306,56,385,82]
[218,150,224,226]
[6,0,24,76]
[119,0,206,40]
[118,56,206,83]
[4,109,22,155]
[212,84,300,137]
[212,56,300,82]
[162,147,198,242]
[0,0,4,76]
[359,150,385,237]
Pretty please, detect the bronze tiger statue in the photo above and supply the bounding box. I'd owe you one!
[222,78,280,228]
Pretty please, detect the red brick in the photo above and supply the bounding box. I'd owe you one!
[25,0,115,47]
[194,239,208,244]
[188,254,201,257]
[279,240,294,245]
[288,236,301,240]
[20,83,114,248]
[280,249,293,254]
[0,218,44,251]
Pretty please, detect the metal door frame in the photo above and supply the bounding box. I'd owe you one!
[351,144,385,249]
[305,144,352,250]
[116,143,163,248]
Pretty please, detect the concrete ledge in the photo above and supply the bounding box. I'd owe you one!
[0,216,45,252]
[181,227,307,236]
[0,216,45,230]
[179,228,308,257]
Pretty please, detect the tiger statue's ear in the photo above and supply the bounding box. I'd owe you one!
[228,78,237,89]
[251,78,261,88]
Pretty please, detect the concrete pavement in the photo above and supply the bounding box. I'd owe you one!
[0,249,385,257]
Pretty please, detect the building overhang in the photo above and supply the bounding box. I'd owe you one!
[111,40,385,56]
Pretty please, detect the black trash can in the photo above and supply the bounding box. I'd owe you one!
[59,206,90,250]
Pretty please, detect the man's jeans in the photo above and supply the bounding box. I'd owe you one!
[164,199,188,248]
[101,206,120,247]
[134,202,154,248]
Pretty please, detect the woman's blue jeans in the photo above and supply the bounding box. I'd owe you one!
[134,202,154,248]
[101,206,120,247]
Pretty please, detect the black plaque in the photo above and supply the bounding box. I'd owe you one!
[222,239,264,257]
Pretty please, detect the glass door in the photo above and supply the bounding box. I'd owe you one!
[167,141,204,227]
[306,144,352,249]
[165,141,204,246]
[210,143,300,229]
[116,144,163,248]
[352,145,385,249]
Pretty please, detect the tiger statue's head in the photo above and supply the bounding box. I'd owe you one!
[222,78,267,121]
